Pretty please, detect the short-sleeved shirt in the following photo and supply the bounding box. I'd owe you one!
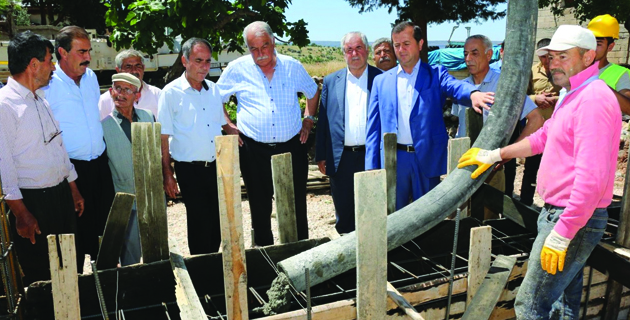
[158,73,226,162]
[453,69,537,137]
[99,81,161,120]
[42,67,105,160]
[216,53,318,143]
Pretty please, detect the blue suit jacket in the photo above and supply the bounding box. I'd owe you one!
[365,62,476,178]
[316,65,382,176]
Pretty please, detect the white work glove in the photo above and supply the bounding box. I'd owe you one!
[457,148,502,179]
[540,229,571,275]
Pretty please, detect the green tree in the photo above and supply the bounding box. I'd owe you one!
[103,0,310,82]
[539,0,629,27]
[345,0,506,61]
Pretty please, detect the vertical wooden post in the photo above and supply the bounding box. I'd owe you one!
[467,226,492,306]
[602,156,630,320]
[355,170,387,319]
[216,135,249,320]
[447,137,471,174]
[169,238,206,320]
[96,192,135,270]
[48,234,80,320]
[271,152,298,243]
[465,108,483,145]
[383,133,397,215]
[132,122,169,263]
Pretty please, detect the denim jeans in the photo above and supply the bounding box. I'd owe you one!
[514,206,608,319]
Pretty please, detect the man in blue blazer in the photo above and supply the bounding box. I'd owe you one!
[316,32,382,234]
[366,21,494,210]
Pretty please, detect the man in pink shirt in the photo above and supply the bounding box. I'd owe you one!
[458,25,621,318]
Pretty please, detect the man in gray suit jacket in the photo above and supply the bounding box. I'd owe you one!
[316,32,382,234]
[102,73,155,265]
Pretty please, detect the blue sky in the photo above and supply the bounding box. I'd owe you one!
[283,0,508,43]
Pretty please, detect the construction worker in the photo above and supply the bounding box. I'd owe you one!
[587,14,630,114]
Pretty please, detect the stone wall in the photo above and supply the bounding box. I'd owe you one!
[536,6,629,65]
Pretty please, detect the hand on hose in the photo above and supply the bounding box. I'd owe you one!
[457,148,502,179]
[540,229,570,275]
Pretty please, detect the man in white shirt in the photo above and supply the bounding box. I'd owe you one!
[98,49,161,120]
[316,32,382,234]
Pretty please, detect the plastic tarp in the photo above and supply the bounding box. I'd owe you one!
[428,45,502,70]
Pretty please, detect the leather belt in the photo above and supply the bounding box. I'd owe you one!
[397,144,415,152]
[344,145,365,152]
[543,203,565,211]
[190,161,215,167]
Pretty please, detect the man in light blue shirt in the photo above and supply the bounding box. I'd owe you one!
[159,38,227,254]
[453,35,543,202]
[43,26,114,269]
[217,21,319,246]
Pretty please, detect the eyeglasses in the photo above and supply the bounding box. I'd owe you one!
[121,63,144,71]
[34,97,62,145]
[112,86,138,95]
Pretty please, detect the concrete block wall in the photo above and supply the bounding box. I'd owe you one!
[536,6,629,65]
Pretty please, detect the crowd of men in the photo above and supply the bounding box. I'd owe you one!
[0,13,628,317]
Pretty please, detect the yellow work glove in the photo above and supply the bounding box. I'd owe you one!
[540,229,571,275]
[457,147,502,179]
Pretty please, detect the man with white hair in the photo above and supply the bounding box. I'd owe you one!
[372,37,396,71]
[458,25,621,318]
[102,73,155,265]
[315,32,382,234]
[217,21,319,246]
[98,49,161,120]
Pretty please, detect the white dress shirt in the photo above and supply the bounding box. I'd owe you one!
[98,81,161,120]
[396,60,421,145]
[344,68,368,146]
[158,73,226,162]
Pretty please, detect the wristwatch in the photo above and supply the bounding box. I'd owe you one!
[304,115,317,123]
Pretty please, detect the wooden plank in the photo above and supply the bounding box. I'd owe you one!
[383,133,397,215]
[271,152,298,244]
[603,154,630,320]
[132,122,168,263]
[96,192,135,270]
[461,255,517,320]
[467,226,492,306]
[355,170,387,319]
[386,282,424,320]
[169,238,206,320]
[465,107,483,145]
[216,135,249,320]
[447,137,471,174]
[47,234,80,320]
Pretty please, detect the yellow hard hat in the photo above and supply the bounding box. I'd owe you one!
[588,14,619,39]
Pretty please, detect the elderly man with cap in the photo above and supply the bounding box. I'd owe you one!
[98,49,162,120]
[372,37,397,71]
[587,14,630,114]
[458,25,621,318]
[101,73,155,265]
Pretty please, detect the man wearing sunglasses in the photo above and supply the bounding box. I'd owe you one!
[0,31,84,285]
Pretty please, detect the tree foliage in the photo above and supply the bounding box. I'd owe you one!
[539,0,630,28]
[345,0,506,60]
[102,0,310,57]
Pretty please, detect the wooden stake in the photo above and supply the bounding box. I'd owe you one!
[271,152,298,243]
[169,238,206,320]
[386,282,424,320]
[603,150,630,320]
[355,169,387,319]
[467,226,492,306]
[383,133,397,215]
[48,234,80,320]
[461,255,516,320]
[447,137,471,174]
[132,122,169,263]
[96,192,135,270]
[216,135,249,320]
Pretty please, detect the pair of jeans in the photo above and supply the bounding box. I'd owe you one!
[514,206,608,319]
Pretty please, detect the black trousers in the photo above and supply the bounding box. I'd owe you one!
[239,134,308,246]
[174,161,221,254]
[330,148,365,234]
[71,151,115,268]
[10,181,78,285]
[520,154,542,206]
